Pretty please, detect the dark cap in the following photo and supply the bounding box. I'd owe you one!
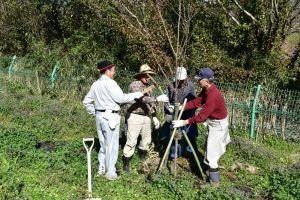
[194,67,214,81]
[97,60,115,72]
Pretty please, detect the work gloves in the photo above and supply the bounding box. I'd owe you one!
[153,117,160,129]
[172,120,186,128]
[156,94,169,102]
[103,110,121,130]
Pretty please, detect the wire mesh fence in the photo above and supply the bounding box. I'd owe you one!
[216,82,253,134]
[256,87,300,140]
[1,57,299,141]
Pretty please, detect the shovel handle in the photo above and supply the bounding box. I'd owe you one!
[83,138,95,153]
[83,138,95,198]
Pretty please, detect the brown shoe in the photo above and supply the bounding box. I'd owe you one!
[105,175,120,181]
[210,180,220,188]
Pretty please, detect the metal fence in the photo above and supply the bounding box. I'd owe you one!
[1,56,299,141]
[217,83,300,141]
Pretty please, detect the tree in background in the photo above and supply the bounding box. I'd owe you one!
[85,0,201,81]
[191,0,300,85]
[0,0,299,88]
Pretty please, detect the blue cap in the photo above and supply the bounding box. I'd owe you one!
[194,67,214,81]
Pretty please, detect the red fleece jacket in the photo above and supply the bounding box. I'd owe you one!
[185,84,227,124]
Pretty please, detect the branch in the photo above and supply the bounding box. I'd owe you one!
[233,0,258,23]
[120,3,146,34]
[273,0,279,17]
[181,3,197,62]
[150,48,175,90]
[121,2,176,75]
[156,3,177,59]
[176,0,182,66]
[217,0,241,26]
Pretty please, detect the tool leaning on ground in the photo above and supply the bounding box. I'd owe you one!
[157,99,205,179]
[83,138,102,200]
[157,99,187,172]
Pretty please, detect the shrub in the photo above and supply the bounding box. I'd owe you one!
[230,136,278,170]
[269,163,300,200]
[0,127,37,153]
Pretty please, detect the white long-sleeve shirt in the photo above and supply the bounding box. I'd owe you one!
[83,75,140,115]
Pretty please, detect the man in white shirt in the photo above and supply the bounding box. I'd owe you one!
[83,60,145,180]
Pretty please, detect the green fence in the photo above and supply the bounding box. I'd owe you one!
[217,83,300,141]
[1,56,299,141]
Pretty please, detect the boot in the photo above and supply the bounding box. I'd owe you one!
[202,163,210,177]
[186,152,197,172]
[209,168,220,187]
[123,156,132,173]
[138,149,147,161]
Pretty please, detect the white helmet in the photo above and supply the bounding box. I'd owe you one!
[176,67,188,80]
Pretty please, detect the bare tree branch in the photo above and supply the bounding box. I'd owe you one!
[217,0,241,26]
[176,0,182,67]
[232,0,258,23]
[156,3,177,60]
[120,3,146,34]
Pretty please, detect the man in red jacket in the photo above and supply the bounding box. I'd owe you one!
[172,67,231,187]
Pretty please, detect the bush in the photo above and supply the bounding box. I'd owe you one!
[269,163,300,200]
[196,187,244,200]
[0,127,37,153]
[230,136,278,170]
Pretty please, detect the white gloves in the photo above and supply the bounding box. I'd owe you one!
[133,91,143,99]
[156,94,169,102]
[172,120,186,128]
[153,117,160,129]
[103,110,120,129]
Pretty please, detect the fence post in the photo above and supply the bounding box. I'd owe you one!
[8,55,16,80]
[51,61,61,89]
[250,84,261,139]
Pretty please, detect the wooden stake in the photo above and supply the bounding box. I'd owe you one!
[173,103,180,176]
[157,99,187,172]
[174,137,178,176]
[182,129,205,179]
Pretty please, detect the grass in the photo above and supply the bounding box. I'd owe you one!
[0,76,299,200]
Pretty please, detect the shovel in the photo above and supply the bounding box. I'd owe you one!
[83,138,101,200]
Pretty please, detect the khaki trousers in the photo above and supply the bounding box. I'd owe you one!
[123,113,151,157]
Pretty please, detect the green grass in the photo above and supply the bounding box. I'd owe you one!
[0,77,299,200]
